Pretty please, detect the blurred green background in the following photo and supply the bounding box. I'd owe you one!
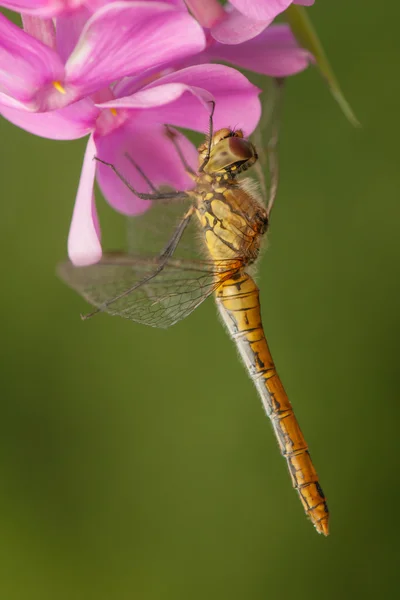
[1,2,399,598]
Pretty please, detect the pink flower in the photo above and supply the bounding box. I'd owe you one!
[0,2,206,110]
[197,23,312,78]
[175,1,313,76]
[229,1,314,23]
[0,0,185,18]
[186,0,315,44]
[0,1,311,266]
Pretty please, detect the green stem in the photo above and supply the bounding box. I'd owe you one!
[286,5,360,127]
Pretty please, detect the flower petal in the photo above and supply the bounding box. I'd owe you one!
[0,97,98,139]
[229,0,313,22]
[21,15,56,48]
[211,7,271,44]
[0,12,65,109]
[55,6,92,63]
[0,1,84,17]
[209,24,313,77]
[95,122,197,215]
[88,0,187,8]
[102,65,260,135]
[65,2,206,97]
[0,0,188,17]
[0,92,31,110]
[184,0,225,28]
[143,64,261,135]
[211,2,315,44]
[68,134,102,266]
[97,82,213,120]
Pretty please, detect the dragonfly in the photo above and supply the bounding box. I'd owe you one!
[59,85,329,536]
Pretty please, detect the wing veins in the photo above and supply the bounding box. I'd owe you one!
[58,255,242,328]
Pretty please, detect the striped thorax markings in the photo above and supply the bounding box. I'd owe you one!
[215,272,329,535]
[195,190,256,260]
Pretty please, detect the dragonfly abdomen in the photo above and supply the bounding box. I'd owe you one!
[215,272,329,536]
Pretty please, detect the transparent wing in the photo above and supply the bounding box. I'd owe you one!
[250,77,284,215]
[125,195,198,260]
[58,254,240,328]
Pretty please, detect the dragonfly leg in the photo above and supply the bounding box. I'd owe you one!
[159,205,195,259]
[165,126,196,179]
[198,100,216,173]
[124,152,158,193]
[94,157,189,202]
[81,206,195,320]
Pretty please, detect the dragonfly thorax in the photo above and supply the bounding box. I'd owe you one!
[198,128,257,179]
[194,126,268,265]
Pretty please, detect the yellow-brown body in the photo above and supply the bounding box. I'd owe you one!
[192,159,329,536]
[215,273,329,536]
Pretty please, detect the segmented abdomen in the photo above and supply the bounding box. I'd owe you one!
[215,271,329,535]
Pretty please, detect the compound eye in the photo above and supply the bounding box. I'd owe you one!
[228,136,254,161]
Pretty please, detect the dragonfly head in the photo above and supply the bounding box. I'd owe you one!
[198,128,258,178]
